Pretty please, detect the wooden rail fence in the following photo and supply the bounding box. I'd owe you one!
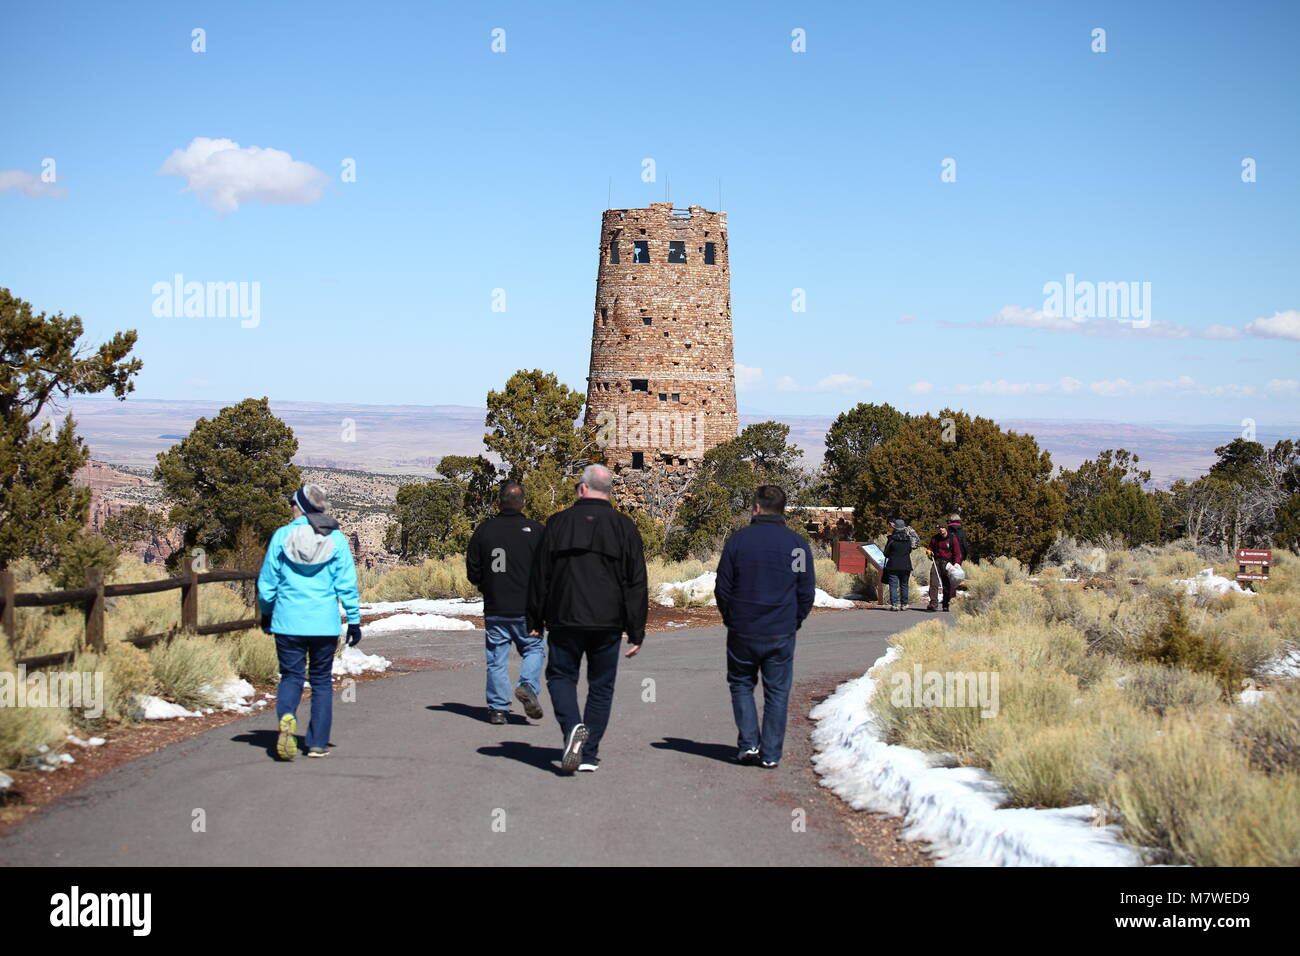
[1,558,259,669]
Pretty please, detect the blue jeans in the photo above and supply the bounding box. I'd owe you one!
[726,631,796,764]
[545,629,621,763]
[887,570,910,606]
[484,616,546,711]
[275,634,338,750]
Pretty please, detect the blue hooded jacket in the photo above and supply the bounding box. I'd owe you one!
[257,515,361,637]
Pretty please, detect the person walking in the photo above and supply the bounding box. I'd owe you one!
[925,521,963,612]
[714,485,815,769]
[946,513,972,564]
[466,481,546,725]
[527,464,648,774]
[882,519,914,611]
[257,484,362,760]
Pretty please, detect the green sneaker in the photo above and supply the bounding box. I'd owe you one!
[277,713,298,761]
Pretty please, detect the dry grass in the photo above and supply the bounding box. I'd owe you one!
[872,543,1300,865]
[148,636,235,711]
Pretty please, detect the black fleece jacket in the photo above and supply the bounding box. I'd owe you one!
[526,498,649,644]
[465,509,544,617]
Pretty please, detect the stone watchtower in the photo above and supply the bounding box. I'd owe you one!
[584,203,738,500]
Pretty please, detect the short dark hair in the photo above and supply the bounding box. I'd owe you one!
[754,484,786,515]
[499,481,525,510]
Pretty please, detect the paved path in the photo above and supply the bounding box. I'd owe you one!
[0,609,926,866]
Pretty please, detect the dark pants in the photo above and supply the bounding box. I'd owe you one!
[545,628,622,763]
[936,564,956,608]
[275,634,338,750]
[886,570,910,606]
[726,631,796,764]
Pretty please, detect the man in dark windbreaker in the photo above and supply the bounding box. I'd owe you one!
[714,485,815,769]
[527,464,648,774]
[466,481,545,725]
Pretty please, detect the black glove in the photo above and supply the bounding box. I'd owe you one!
[260,613,273,635]
[346,623,363,647]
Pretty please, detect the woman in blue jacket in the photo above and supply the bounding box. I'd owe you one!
[257,485,362,760]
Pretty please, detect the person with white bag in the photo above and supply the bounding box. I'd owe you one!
[925,522,963,612]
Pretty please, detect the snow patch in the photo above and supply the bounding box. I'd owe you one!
[1172,568,1255,598]
[198,677,258,713]
[810,647,1144,867]
[332,645,392,676]
[129,695,203,720]
[656,571,717,607]
[363,612,475,634]
[814,589,854,609]
[359,597,484,617]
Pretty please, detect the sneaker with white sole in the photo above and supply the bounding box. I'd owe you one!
[307,746,329,758]
[560,724,589,774]
[760,759,779,769]
[577,760,600,772]
[737,747,760,766]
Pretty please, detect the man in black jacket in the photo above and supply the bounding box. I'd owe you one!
[715,485,815,769]
[947,514,972,564]
[527,464,648,774]
[466,482,545,725]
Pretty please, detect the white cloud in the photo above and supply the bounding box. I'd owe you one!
[814,373,872,393]
[918,376,1295,400]
[740,364,872,394]
[957,304,1300,341]
[734,363,764,391]
[157,137,330,213]
[1245,310,1300,341]
[0,170,65,198]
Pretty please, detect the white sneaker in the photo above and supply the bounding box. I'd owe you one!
[560,724,589,773]
[577,761,600,772]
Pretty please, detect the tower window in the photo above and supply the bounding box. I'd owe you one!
[643,317,652,325]
[609,240,620,264]
[658,393,667,402]
[633,241,650,263]
[631,452,644,470]
[630,379,648,392]
[704,242,716,265]
[600,307,608,324]
[667,241,687,264]
[671,393,680,402]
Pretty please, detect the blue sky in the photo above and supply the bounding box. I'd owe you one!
[2,0,1297,427]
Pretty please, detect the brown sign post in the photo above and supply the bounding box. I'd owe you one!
[1236,548,1272,583]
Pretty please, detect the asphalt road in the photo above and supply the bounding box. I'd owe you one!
[0,608,927,866]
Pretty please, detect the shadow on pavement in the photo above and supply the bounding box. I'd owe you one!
[231,729,283,760]
[476,741,565,775]
[428,702,532,726]
[650,737,737,763]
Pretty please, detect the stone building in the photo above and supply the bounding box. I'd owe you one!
[583,203,738,507]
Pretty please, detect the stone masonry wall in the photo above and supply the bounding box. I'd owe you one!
[583,202,738,506]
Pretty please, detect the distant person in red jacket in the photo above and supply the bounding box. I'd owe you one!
[926,523,963,612]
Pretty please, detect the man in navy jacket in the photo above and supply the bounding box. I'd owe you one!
[714,484,815,769]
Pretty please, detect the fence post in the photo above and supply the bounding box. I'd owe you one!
[181,557,199,632]
[84,568,106,653]
[1,570,15,651]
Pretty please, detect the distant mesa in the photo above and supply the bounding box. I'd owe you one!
[158,434,188,440]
